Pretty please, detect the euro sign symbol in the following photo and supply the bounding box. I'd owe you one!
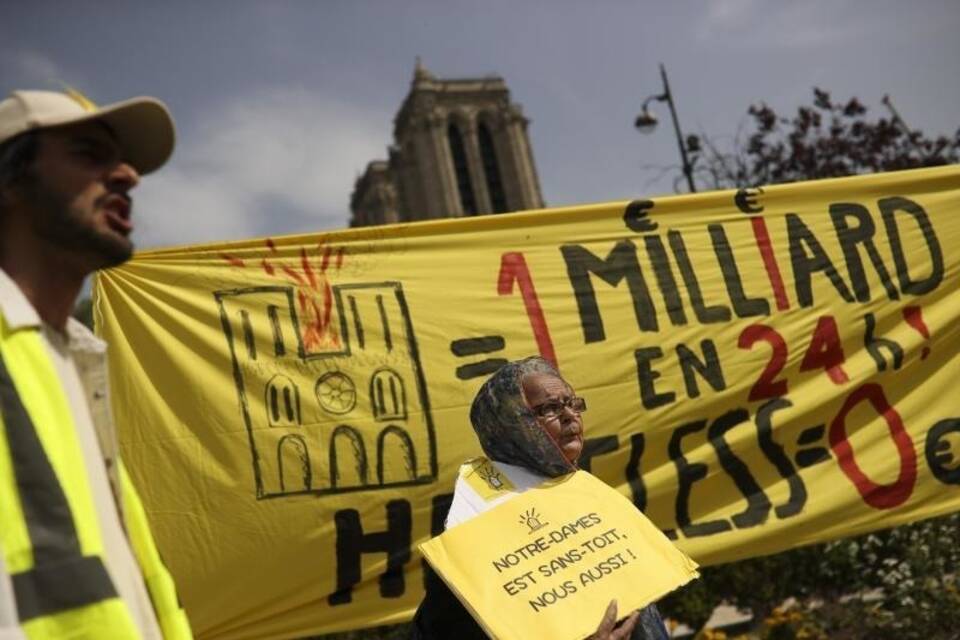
[735,187,764,214]
[926,418,960,485]
[623,199,657,232]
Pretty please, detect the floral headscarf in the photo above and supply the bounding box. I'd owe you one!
[468,356,576,478]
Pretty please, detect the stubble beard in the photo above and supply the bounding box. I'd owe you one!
[22,171,133,270]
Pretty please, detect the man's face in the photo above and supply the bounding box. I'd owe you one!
[16,121,140,270]
[522,373,585,465]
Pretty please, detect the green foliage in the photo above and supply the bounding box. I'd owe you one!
[663,513,960,638]
[816,513,960,639]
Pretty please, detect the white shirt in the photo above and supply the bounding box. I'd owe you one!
[0,268,162,639]
[445,458,548,530]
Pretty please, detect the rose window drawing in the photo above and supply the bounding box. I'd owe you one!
[315,372,358,415]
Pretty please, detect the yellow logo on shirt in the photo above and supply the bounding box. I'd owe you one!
[463,457,516,500]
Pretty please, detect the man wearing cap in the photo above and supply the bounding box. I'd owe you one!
[0,90,191,639]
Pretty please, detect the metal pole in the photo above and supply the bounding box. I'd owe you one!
[660,63,696,193]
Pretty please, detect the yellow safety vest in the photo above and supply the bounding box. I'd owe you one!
[0,314,192,639]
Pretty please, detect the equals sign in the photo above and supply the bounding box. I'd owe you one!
[794,424,831,468]
[451,336,508,380]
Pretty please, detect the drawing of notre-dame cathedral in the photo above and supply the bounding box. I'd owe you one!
[350,59,545,226]
[215,282,437,499]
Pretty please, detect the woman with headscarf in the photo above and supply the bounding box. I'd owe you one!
[410,357,671,640]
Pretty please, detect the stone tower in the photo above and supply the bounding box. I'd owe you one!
[350,60,544,226]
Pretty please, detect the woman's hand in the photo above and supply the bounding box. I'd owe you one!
[588,600,640,639]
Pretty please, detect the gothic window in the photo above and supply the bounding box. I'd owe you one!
[447,123,477,215]
[478,123,508,213]
[266,374,301,427]
[370,368,407,421]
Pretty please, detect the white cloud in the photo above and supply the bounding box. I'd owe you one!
[14,51,63,83]
[133,88,390,249]
[0,50,88,91]
[702,0,762,28]
[694,1,865,48]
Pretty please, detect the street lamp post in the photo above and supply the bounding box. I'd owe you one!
[635,63,697,193]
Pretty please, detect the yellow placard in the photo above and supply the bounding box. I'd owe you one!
[93,166,960,638]
[420,470,699,640]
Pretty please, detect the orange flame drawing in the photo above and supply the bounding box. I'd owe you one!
[221,239,346,350]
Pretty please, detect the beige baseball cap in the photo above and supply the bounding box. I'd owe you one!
[0,89,175,174]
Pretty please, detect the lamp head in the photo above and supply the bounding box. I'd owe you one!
[634,107,658,133]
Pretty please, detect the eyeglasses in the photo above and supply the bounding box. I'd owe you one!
[530,396,587,420]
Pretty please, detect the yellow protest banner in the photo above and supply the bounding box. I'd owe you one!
[420,469,699,640]
[94,165,960,639]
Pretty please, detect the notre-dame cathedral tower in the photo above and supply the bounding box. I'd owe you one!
[349,60,544,226]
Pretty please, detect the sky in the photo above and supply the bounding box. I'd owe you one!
[3,0,958,250]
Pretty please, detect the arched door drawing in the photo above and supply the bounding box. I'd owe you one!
[329,425,369,488]
[277,434,311,492]
[377,425,417,485]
